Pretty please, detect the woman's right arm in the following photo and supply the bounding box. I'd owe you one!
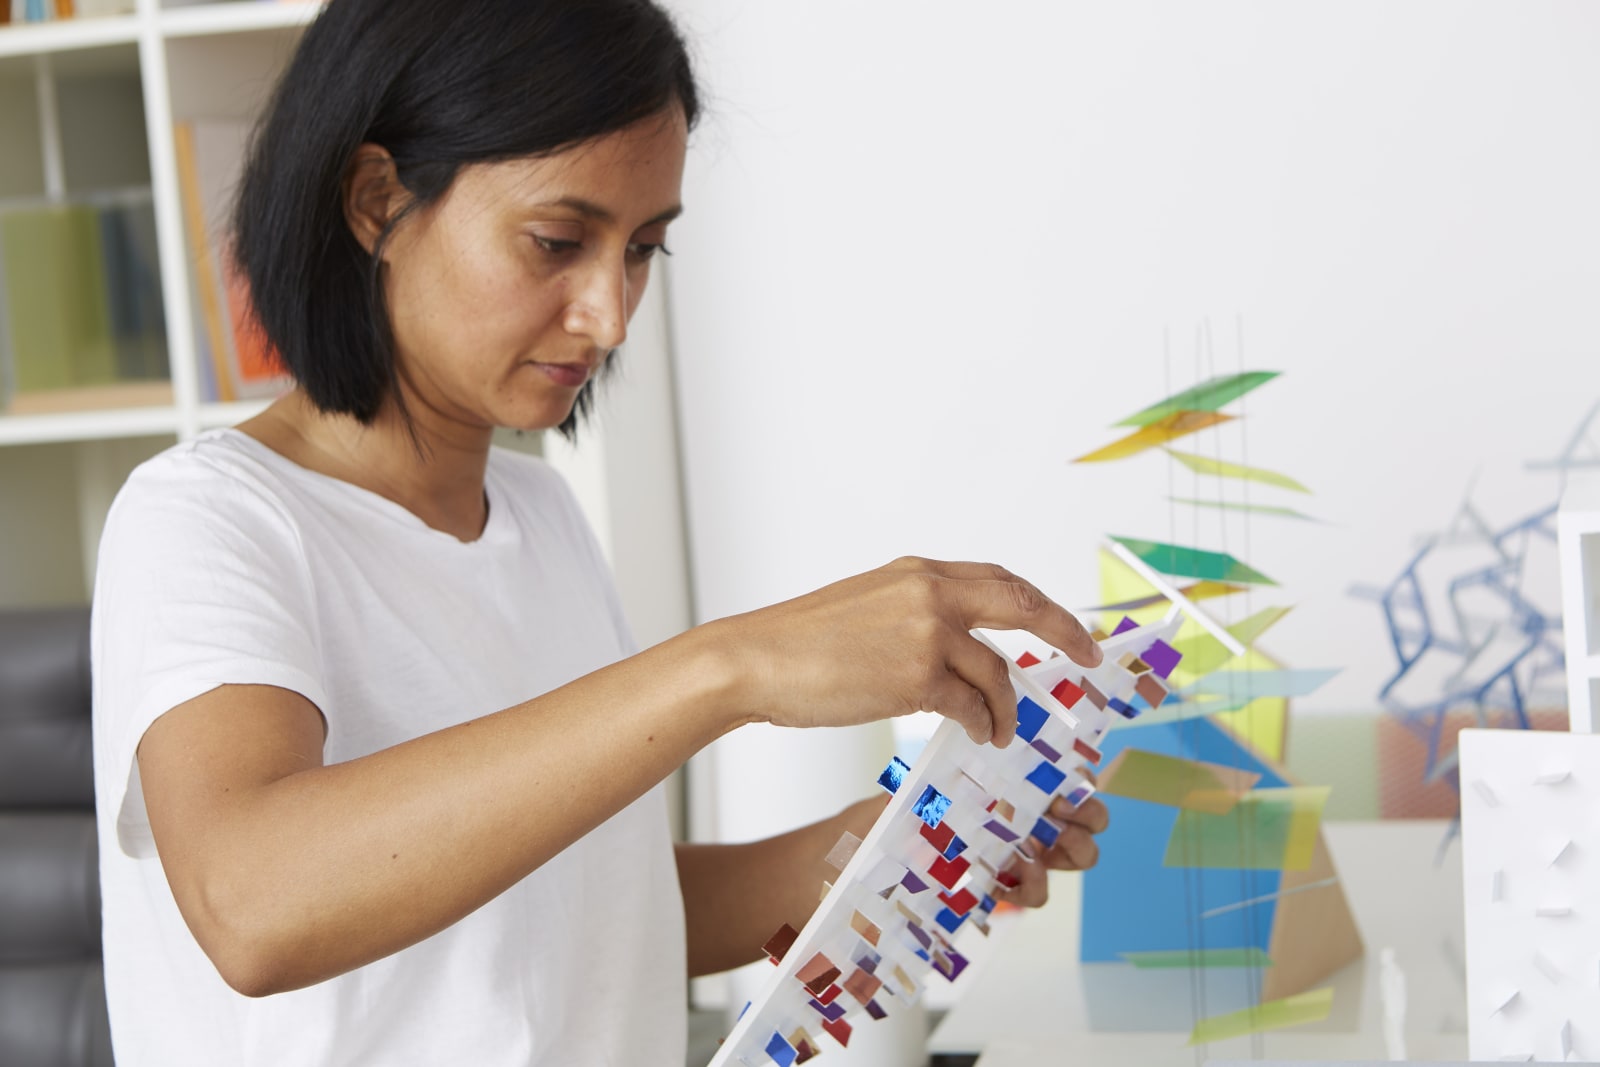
[137,556,1099,997]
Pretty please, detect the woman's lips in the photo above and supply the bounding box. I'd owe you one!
[534,362,590,388]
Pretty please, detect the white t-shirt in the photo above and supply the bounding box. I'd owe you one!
[91,428,687,1066]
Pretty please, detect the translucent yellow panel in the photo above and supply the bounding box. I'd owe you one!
[1188,988,1334,1044]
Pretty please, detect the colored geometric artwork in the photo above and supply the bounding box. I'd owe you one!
[1114,370,1279,428]
[1083,719,1361,1007]
[1061,358,1354,1039]
[708,619,1184,1066]
[1163,449,1312,493]
[1107,536,1278,587]
[1097,747,1260,815]
[1072,410,1234,464]
[1349,401,1584,796]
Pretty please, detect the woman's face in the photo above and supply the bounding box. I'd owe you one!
[377,107,688,436]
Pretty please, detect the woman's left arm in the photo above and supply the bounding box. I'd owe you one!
[676,793,1110,977]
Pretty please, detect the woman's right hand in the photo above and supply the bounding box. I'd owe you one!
[700,556,1102,747]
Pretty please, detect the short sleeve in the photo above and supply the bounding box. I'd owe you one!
[91,452,329,858]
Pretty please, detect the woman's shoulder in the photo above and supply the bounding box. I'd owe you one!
[110,429,310,538]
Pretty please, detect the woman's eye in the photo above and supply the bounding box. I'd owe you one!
[534,236,580,255]
[627,242,671,262]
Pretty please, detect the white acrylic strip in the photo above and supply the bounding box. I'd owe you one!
[1102,538,1248,657]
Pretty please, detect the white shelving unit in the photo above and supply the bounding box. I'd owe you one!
[0,1,321,606]
[1559,475,1600,733]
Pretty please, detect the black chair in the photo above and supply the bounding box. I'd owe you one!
[0,605,114,1066]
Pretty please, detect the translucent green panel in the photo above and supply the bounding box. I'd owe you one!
[1115,371,1280,427]
[1164,449,1311,493]
[1121,947,1272,969]
[1163,787,1330,871]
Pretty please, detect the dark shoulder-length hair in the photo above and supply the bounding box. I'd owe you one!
[232,0,700,440]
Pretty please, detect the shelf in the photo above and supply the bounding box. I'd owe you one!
[0,15,140,60]
[160,1,320,39]
[0,405,180,446]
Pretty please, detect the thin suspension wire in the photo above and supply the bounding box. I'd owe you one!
[1235,315,1266,1059]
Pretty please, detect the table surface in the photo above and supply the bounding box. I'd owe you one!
[928,820,1472,1065]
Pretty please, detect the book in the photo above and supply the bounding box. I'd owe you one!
[173,118,289,403]
[0,205,118,396]
[97,199,169,382]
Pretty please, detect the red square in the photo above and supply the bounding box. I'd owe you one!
[1051,679,1085,707]
[1016,651,1041,668]
[919,819,956,852]
[938,888,979,915]
[822,1017,852,1048]
[926,853,970,890]
[1073,738,1103,764]
[995,868,1022,889]
[817,982,842,1005]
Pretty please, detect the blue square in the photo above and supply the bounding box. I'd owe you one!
[1025,760,1067,794]
[1108,697,1137,719]
[1015,696,1050,742]
[877,756,910,795]
[979,894,996,913]
[1031,816,1062,849]
[942,835,967,860]
[935,907,967,933]
[913,784,952,828]
[765,1031,797,1067]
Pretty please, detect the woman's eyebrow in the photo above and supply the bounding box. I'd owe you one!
[531,195,683,226]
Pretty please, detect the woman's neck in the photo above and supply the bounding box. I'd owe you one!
[238,389,493,542]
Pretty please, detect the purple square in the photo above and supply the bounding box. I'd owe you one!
[1141,638,1182,679]
[982,818,1019,843]
[809,997,847,1022]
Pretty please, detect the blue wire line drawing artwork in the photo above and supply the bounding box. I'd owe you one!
[1351,401,1597,795]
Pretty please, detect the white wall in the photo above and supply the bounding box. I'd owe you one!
[665,0,1600,731]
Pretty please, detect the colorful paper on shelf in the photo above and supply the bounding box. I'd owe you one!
[1164,448,1311,493]
[1116,371,1280,427]
[1187,987,1334,1044]
[1073,410,1233,463]
[1098,748,1261,815]
[1163,787,1330,872]
[1121,947,1273,969]
[1109,536,1277,586]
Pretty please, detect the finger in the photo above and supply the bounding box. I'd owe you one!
[946,634,1018,748]
[1049,794,1110,835]
[923,668,998,746]
[999,851,1050,908]
[942,573,1102,668]
[1043,825,1100,871]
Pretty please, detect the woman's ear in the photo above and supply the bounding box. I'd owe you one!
[342,143,405,256]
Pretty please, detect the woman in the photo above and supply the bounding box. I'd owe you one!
[90,1,1108,1062]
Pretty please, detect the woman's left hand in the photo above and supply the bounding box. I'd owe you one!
[994,792,1111,908]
